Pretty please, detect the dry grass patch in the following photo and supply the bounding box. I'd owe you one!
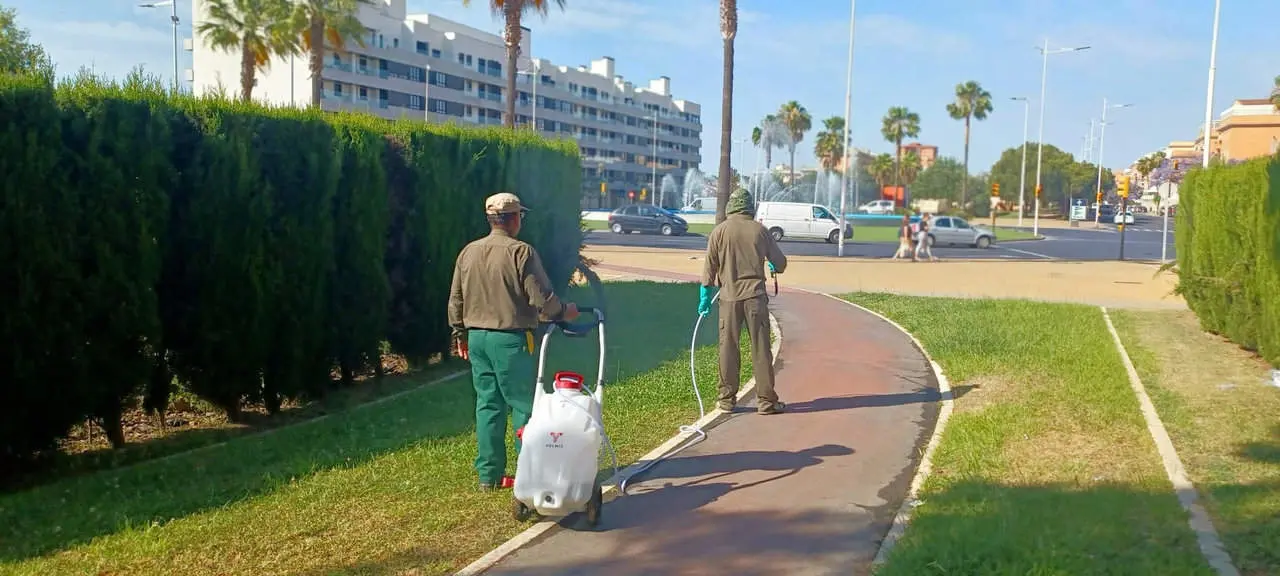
[1112,309,1280,574]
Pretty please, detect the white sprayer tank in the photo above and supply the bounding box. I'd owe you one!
[514,371,604,517]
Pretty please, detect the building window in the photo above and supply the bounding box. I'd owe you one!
[393,38,399,48]
[416,41,428,54]
[432,49,441,58]
[458,53,466,64]
[466,55,473,65]
[333,83,343,96]
[409,66,423,82]
[433,100,446,113]
[433,73,446,87]
[410,94,423,110]
[358,86,368,99]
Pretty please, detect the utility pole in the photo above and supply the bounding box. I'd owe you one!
[837,0,857,257]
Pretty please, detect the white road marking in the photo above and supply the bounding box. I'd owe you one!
[999,246,1056,259]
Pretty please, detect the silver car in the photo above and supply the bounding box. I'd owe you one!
[926,216,996,249]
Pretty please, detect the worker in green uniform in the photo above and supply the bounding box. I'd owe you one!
[700,188,788,415]
[448,192,580,490]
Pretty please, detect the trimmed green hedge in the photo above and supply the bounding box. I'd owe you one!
[0,72,581,462]
[1175,155,1280,367]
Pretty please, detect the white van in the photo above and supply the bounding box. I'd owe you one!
[755,202,852,243]
[680,196,718,212]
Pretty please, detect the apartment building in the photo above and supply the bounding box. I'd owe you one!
[899,142,938,170]
[190,0,702,207]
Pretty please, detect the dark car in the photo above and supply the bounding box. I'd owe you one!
[607,204,689,236]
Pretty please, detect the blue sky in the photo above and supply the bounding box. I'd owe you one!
[13,0,1280,173]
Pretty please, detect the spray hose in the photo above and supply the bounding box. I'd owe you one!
[616,290,719,495]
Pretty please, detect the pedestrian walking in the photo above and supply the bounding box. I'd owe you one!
[915,213,937,261]
[448,192,580,491]
[700,188,788,415]
[893,214,916,261]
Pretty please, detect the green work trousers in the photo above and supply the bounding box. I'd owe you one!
[467,328,535,485]
[719,294,778,410]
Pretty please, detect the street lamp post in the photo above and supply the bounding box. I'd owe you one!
[837,0,856,257]
[1011,96,1030,227]
[1093,98,1133,227]
[139,0,180,93]
[1202,0,1221,168]
[647,114,659,206]
[1033,39,1090,237]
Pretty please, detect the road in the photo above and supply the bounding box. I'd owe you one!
[584,216,1177,262]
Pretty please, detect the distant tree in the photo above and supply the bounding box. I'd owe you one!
[288,0,370,108]
[881,106,921,195]
[197,0,299,101]
[0,6,53,81]
[901,151,923,186]
[462,0,567,128]
[911,156,966,202]
[946,81,993,210]
[777,101,812,186]
[1272,75,1280,111]
[988,143,1107,213]
[814,116,846,173]
[869,153,895,192]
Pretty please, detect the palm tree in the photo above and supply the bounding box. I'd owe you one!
[777,101,812,187]
[869,153,895,193]
[197,0,299,101]
[751,114,785,172]
[462,0,566,129]
[946,81,993,210]
[1271,75,1280,111]
[715,0,737,223]
[814,116,845,173]
[880,106,921,201]
[290,0,369,108]
[901,151,923,186]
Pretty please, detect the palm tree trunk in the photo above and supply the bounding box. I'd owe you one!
[961,116,971,211]
[239,39,255,102]
[715,0,737,224]
[503,5,521,129]
[308,15,325,108]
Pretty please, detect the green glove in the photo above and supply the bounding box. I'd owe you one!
[767,261,777,274]
[698,285,716,316]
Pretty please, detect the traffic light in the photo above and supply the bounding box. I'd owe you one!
[640,188,647,201]
[1035,184,1042,197]
[1172,160,1180,170]
[991,182,1000,197]
[1118,176,1130,198]
[1096,192,1103,202]
[599,181,606,195]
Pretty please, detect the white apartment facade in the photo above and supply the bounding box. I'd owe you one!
[190,0,702,207]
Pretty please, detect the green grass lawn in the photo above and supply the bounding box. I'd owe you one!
[0,281,749,576]
[843,294,1212,575]
[1111,309,1280,574]
[582,220,1037,243]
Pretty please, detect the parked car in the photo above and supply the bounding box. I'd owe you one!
[858,199,896,215]
[1113,210,1135,225]
[927,216,996,249]
[756,201,852,244]
[607,204,689,236]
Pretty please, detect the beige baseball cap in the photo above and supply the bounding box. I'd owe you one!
[484,192,529,215]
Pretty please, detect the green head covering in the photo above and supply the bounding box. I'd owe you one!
[726,188,755,215]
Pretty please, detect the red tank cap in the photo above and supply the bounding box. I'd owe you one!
[553,371,584,390]
[516,426,524,440]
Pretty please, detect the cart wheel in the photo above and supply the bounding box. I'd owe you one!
[584,484,603,528]
[512,498,534,522]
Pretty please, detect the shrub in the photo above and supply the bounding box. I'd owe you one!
[1175,155,1280,366]
[0,71,582,462]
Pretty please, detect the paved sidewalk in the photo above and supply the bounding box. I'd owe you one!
[482,274,939,575]
[583,246,1186,310]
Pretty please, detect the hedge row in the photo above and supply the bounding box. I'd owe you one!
[0,72,583,462]
[1175,154,1280,367]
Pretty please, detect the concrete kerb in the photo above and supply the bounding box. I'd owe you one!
[1100,307,1240,576]
[454,298,784,576]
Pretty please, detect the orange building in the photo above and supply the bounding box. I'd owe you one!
[1194,98,1280,162]
[900,142,938,170]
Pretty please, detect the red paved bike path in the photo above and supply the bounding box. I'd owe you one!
[480,266,940,575]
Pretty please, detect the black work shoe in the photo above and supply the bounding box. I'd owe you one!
[758,402,787,415]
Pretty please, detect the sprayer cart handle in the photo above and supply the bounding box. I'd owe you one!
[535,307,607,393]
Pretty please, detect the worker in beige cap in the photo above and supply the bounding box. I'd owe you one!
[448,192,579,491]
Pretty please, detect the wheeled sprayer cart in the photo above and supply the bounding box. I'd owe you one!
[512,307,616,528]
